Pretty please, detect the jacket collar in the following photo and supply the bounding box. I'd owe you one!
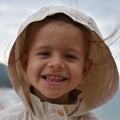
[29,92,88,118]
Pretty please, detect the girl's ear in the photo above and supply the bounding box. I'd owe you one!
[83,58,93,76]
[21,53,28,72]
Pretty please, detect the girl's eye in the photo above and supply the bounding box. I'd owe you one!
[65,54,77,60]
[37,52,50,56]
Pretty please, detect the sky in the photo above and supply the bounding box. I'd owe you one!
[0,0,120,63]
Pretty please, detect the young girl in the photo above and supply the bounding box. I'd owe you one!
[0,6,119,120]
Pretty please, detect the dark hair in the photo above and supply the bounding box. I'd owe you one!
[24,13,92,60]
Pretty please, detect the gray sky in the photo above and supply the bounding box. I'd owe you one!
[0,0,120,71]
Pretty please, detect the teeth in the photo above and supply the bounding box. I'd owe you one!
[46,75,64,82]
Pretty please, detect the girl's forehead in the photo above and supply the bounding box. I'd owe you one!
[28,22,85,52]
[28,21,83,42]
[33,22,83,42]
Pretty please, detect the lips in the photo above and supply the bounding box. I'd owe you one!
[41,75,67,82]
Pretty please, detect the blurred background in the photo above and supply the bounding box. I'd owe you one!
[0,0,120,120]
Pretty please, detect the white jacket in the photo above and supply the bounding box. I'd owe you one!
[0,93,102,120]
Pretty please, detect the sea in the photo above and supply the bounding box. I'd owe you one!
[0,88,120,120]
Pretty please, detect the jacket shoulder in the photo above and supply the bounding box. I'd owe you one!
[0,102,26,120]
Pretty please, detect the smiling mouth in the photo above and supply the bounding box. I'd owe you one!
[41,75,67,82]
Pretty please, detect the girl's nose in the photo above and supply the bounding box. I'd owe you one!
[47,56,65,71]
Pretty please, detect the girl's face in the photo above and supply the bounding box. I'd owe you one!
[26,22,92,104]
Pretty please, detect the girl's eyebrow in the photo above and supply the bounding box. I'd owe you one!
[66,48,82,55]
[34,46,50,51]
